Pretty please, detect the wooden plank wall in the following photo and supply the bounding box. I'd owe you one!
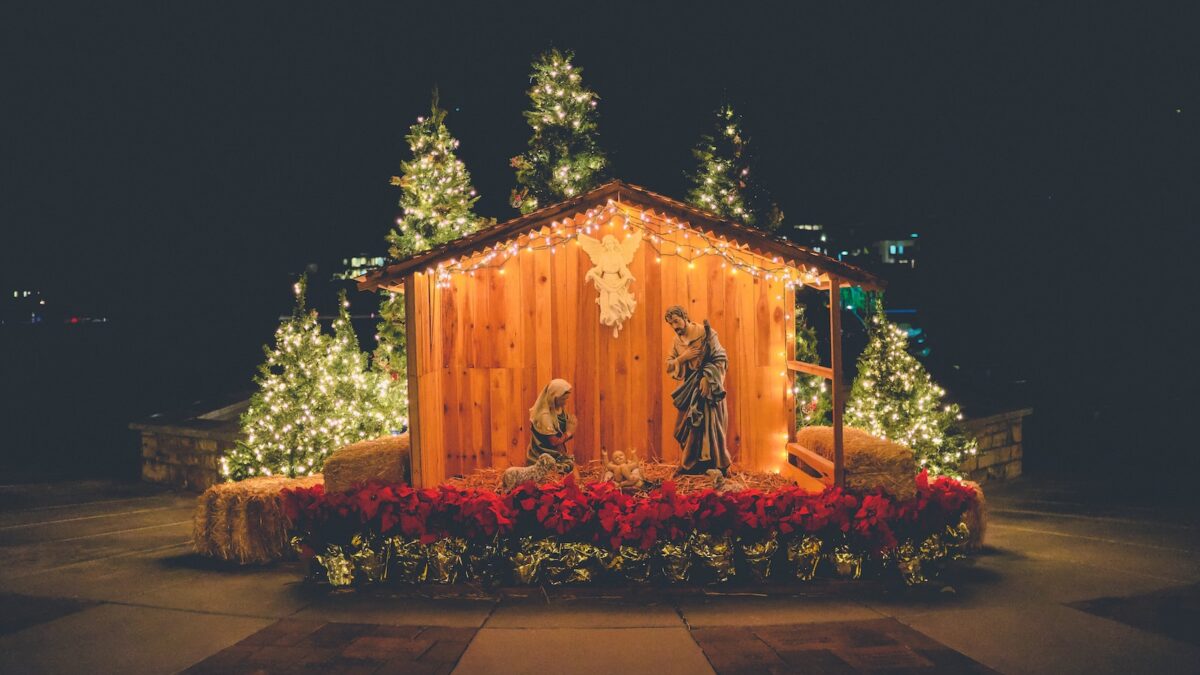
[410,211,795,485]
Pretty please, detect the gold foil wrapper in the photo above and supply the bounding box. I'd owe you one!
[388,536,428,583]
[426,537,468,584]
[350,533,387,583]
[289,535,307,556]
[658,540,692,583]
[786,536,822,581]
[512,537,559,585]
[944,522,970,559]
[316,544,354,587]
[740,534,778,582]
[896,541,926,586]
[692,533,736,583]
[550,542,611,585]
[919,533,948,565]
[607,546,652,583]
[466,537,508,586]
[830,545,863,580]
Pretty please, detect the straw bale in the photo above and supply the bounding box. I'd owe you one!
[961,480,987,551]
[323,434,410,494]
[445,461,795,495]
[191,474,323,565]
[794,426,918,500]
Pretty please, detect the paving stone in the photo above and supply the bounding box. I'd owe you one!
[236,618,325,646]
[772,648,857,673]
[342,634,432,661]
[0,603,271,675]
[0,592,95,636]
[1069,583,1200,647]
[419,637,471,663]
[455,627,714,674]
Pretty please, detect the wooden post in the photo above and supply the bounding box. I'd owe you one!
[403,274,424,487]
[828,276,845,487]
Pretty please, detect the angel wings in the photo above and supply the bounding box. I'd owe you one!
[578,230,643,337]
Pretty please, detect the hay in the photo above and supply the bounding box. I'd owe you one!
[794,426,918,500]
[192,475,323,565]
[323,434,410,494]
[961,481,987,551]
[445,461,795,495]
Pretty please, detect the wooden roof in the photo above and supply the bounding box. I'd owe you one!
[356,180,885,292]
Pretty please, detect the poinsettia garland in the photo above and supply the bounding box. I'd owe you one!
[283,471,976,564]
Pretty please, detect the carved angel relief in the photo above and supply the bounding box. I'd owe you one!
[578,230,643,337]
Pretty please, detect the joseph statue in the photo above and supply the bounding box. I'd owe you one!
[664,305,731,475]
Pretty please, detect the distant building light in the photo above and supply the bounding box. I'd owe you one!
[889,245,897,254]
[910,233,919,238]
[820,234,827,242]
[898,244,904,254]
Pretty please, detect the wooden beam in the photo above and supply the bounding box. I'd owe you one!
[786,360,834,380]
[786,442,835,480]
[828,275,845,487]
[403,272,424,488]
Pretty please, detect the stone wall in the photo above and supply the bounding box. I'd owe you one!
[958,408,1032,483]
[133,422,238,491]
[131,398,246,491]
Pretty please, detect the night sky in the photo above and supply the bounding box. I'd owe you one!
[3,3,1197,478]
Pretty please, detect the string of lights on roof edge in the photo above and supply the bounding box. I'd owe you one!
[394,200,842,292]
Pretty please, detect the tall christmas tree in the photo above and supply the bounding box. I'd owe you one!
[511,49,607,213]
[845,300,976,477]
[794,304,831,426]
[223,280,394,481]
[375,93,485,418]
[686,104,784,231]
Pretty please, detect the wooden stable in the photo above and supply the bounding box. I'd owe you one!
[359,181,883,488]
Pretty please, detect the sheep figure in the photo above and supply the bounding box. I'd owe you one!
[501,453,558,492]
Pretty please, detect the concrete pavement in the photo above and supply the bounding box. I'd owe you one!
[0,477,1195,674]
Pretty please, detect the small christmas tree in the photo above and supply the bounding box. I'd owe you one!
[224,281,394,480]
[375,93,485,422]
[794,304,831,426]
[387,91,483,256]
[845,300,976,477]
[686,104,784,231]
[511,49,607,213]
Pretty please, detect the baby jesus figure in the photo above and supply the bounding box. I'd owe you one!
[601,448,645,489]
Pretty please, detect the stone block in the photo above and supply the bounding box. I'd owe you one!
[142,459,170,484]
[1011,443,1023,458]
[198,439,219,452]
[974,450,998,469]
[1004,461,1023,479]
[991,431,1010,448]
[1011,423,1023,443]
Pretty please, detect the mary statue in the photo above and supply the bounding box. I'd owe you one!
[526,378,578,468]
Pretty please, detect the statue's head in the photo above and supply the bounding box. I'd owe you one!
[536,453,557,468]
[664,305,689,336]
[601,234,619,251]
[611,450,626,464]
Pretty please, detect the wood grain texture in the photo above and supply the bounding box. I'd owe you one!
[407,210,810,484]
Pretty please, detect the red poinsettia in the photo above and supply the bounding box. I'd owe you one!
[284,472,978,558]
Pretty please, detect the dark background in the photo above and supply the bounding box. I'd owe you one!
[2,3,1196,492]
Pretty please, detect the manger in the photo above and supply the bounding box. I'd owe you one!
[357,180,885,491]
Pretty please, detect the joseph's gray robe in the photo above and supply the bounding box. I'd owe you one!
[667,321,730,472]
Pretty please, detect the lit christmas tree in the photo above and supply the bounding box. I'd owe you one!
[223,281,395,480]
[686,104,784,231]
[386,92,483,255]
[375,93,485,421]
[845,300,976,477]
[794,304,831,426]
[511,49,607,213]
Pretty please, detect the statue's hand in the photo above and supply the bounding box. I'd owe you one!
[699,377,711,397]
